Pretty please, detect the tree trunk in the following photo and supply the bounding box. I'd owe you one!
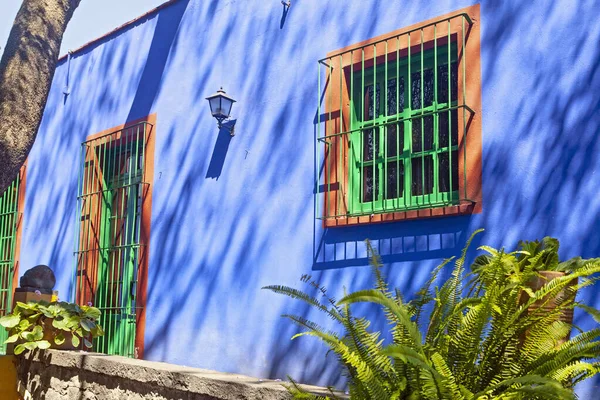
[0,0,81,193]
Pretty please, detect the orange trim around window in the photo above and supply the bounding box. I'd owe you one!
[11,164,27,296]
[82,113,156,359]
[322,4,482,227]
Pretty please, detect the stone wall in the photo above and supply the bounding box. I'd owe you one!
[16,350,341,400]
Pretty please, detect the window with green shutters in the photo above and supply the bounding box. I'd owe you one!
[0,171,24,354]
[316,9,482,226]
[73,120,154,358]
[348,43,459,214]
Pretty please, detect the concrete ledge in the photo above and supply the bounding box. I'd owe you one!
[16,350,344,399]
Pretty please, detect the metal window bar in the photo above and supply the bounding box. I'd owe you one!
[72,121,151,358]
[316,13,475,221]
[0,174,22,354]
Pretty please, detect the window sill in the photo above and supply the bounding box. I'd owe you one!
[321,200,479,228]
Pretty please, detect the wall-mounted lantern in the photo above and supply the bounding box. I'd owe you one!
[206,88,236,135]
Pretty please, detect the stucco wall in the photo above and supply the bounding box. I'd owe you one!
[17,0,600,397]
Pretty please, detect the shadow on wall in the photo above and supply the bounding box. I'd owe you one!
[280,1,291,29]
[206,120,235,180]
[313,216,473,270]
[126,0,191,122]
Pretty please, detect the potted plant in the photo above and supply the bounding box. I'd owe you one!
[472,237,591,343]
[0,301,104,355]
[516,238,585,326]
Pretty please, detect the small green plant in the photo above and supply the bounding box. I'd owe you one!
[265,231,600,399]
[0,301,104,355]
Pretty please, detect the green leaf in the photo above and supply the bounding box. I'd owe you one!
[39,306,55,318]
[52,318,70,331]
[23,342,37,350]
[83,338,93,348]
[0,314,20,329]
[91,325,105,338]
[35,340,51,350]
[71,334,80,348]
[80,319,95,332]
[492,304,503,315]
[18,319,31,331]
[4,334,19,344]
[25,313,42,324]
[54,333,65,346]
[20,330,34,342]
[13,344,26,355]
[32,325,43,341]
[82,307,101,320]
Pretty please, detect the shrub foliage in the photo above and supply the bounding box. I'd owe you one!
[0,300,104,354]
[264,231,600,399]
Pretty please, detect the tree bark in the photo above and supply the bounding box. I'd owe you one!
[0,0,81,193]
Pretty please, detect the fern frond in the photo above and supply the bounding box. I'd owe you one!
[411,256,454,328]
[282,314,340,343]
[263,285,343,321]
[431,352,463,399]
[473,375,570,399]
[496,382,575,400]
[550,361,600,387]
[365,239,389,296]
[338,289,423,348]
[576,302,600,324]
[341,304,398,389]
[284,376,342,400]
[529,328,600,376]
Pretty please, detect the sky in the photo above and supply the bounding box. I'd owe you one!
[0,0,167,59]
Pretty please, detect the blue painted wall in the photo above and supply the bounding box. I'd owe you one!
[17,0,600,395]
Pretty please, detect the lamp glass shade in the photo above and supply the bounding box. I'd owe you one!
[220,97,234,118]
[206,88,236,120]
[209,97,223,116]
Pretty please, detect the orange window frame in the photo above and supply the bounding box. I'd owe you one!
[10,165,27,305]
[320,4,482,227]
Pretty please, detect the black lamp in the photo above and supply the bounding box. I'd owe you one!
[206,88,236,135]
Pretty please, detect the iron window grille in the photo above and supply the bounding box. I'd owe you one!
[0,171,24,354]
[73,121,152,358]
[316,12,477,225]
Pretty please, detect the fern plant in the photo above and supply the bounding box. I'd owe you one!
[264,231,600,399]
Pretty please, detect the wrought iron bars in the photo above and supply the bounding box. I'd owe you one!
[0,172,23,354]
[316,13,475,223]
[73,121,151,358]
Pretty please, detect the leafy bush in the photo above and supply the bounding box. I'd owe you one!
[0,301,104,355]
[472,236,587,275]
[264,231,600,399]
